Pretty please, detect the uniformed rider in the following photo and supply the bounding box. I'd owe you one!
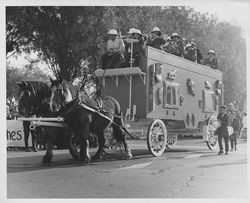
[124,28,146,67]
[203,50,218,69]
[183,43,196,62]
[190,42,203,64]
[170,32,184,57]
[146,27,166,50]
[101,29,125,69]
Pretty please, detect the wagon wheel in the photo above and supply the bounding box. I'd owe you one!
[147,119,167,157]
[102,127,124,154]
[166,134,178,149]
[206,116,219,150]
[239,128,247,139]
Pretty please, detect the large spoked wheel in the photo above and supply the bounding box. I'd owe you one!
[206,116,219,150]
[166,134,178,149]
[147,119,167,157]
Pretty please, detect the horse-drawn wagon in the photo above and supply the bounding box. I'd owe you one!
[95,46,223,156]
[14,45,223,163]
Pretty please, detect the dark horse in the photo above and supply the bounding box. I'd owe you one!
[49,77,132,163]
[17,81,79,163]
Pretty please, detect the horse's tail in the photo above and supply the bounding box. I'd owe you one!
[112,109,124,142]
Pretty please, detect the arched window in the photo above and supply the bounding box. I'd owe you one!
[163,81,179,109]
[166,87,171,105]
[202,89,215,113]
[172,87,176,105]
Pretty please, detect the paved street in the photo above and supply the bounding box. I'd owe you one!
[7,137,248,198]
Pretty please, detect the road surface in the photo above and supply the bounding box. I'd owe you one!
[7,137,248,198]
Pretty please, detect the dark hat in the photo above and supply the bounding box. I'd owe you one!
[221,105,227,109]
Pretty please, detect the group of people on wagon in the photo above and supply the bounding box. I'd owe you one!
[100,27,218,70]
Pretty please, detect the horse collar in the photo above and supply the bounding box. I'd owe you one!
[95,98,103,110]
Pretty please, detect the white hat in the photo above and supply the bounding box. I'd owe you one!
[108,29,118,35]
[171,32,179,38]
[129,28,142,35]
[152,27,160,32]
[208,50,215,54]
[190,41,196,46]
[135,29,142,35]
[185,43,192,49]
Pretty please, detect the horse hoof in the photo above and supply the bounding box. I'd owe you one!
[79,158,90,165]
[85,158,91,165]
[42,156,52,164]
[71,152,79,161]
[92,154,102,160]
[125,151,133,159]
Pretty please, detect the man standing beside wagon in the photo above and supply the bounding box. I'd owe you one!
[217,106,230,155]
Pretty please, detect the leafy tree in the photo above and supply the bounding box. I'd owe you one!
[6,7,31,58]
[6,7,113,81]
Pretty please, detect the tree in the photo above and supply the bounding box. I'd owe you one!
[6,7,113,81]
[6,7,32,58]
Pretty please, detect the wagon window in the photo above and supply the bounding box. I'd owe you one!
[163,82,179,109]
[202,89,215,113]
[166,87,171,105]
[172,87,177,105]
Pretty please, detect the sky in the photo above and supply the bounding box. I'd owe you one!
[6,0,250,72]
[189,1,250,35]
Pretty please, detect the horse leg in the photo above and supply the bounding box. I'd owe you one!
[79,126,91,164]
[69,131,79,160]
[42,133,53,164]
[92,132,105,160]
[113,124,132,159]
[79,138,90,164]
[31,130,38,152]
[23,121,31,151]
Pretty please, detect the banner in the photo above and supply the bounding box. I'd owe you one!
[7,120,31,147]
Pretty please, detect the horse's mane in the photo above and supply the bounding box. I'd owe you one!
[24,80,51,99]
[61,79,79,99]
[21,81,51,116]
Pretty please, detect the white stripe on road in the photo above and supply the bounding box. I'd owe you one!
[174,145,206,149]
[115,162,152,170]
[184,154,203,159]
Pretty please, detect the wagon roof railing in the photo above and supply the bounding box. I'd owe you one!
[95,67,146,87]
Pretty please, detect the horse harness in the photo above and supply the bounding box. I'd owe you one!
[59,96,137,139]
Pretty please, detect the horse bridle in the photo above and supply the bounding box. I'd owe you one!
[56,90,80,113]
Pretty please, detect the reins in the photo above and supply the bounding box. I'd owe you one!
[52,79,139,139]
[59,98,138,139]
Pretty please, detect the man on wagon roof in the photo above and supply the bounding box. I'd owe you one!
[170,32,184,57]
[124,28,146,67]
[203,50,218,69]
[183,43,196,62]
[101,29,125,69]
[146,27,166,50]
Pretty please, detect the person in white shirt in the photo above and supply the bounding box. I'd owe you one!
[101,29,125,69]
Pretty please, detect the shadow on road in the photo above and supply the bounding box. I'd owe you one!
[7,148,154,173]
[197,159,247,168]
